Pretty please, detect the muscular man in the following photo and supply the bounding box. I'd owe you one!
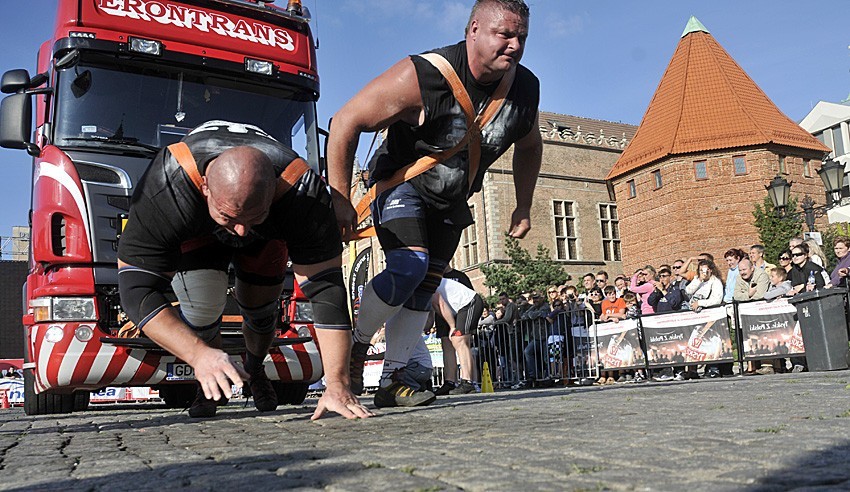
[118,120,372,420]
[328,0,541,407]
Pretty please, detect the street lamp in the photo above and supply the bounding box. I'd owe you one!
[765,158,846,232]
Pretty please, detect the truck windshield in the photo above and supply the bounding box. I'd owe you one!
[53,55,320,166]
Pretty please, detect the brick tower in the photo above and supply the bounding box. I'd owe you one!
[607,17,830,272]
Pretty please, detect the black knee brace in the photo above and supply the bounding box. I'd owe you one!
[239,300,280,335]
[299,268,351,330]
[403,259,447,311]
[179,313,222,342]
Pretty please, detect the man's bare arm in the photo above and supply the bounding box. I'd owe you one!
[508,112,542,239]
[326,57,424,240]
[292,259,374,420]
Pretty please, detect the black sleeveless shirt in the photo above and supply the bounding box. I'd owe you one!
[368,41,539,225]
[118,120,322,272]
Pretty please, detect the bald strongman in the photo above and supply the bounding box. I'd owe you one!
[118,120,372,420]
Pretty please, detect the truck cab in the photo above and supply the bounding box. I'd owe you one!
[0,0,324,415]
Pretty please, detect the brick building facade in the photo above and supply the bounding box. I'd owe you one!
[607,17,829,273]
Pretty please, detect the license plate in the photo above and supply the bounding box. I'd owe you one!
[166,363,195,381]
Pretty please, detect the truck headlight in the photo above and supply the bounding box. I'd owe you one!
[129,37,162,56]
[245,58,274,75]
[31,297,97,322]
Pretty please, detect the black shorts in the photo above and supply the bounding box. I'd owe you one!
[453,294,485,336]
[372,182,463,263]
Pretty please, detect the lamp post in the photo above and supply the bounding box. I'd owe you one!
[765,158,846,232]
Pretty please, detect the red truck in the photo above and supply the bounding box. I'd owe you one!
[0,0,324,415]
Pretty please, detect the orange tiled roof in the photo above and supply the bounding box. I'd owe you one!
[607,17,829,180]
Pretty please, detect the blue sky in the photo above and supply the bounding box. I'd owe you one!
[0,0,848,249]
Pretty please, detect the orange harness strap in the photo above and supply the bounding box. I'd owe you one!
[167,142,310,197]
[349,53,515,240]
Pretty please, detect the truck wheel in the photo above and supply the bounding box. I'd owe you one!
[73,391,90,412]
[23,370,74,415]
[159,384,196,408]
[271,381,309,405]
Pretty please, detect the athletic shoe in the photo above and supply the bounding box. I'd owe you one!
[449,379,476,395]
[792,364,805,373]
[188,386,223,418]
[673,371,686,381]
[616,375,627,383]
[653,373,673,382]
[373,381,436,408]
[633,373,646,383]
[705,367,722,379]
[434,381,457,396]
[349,341,370,396]
[247,370,278,412]
[511,380,531,390]
[625,374,635,382]
[755,365,775,375]
[605,377,616,385]
[596,377,606,385]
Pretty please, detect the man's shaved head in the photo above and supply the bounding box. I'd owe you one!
[206,146,275,213]
[204,146,275,236]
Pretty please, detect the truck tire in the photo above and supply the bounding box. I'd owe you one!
[271,381,309,405]
[73,391,90,412]
[23,370,74,415]
[158,384,196,408]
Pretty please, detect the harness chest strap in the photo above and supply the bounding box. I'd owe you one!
[350,53,515,240]
[166,142,310,197]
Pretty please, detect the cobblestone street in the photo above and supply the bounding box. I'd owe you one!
[2,371,850,491]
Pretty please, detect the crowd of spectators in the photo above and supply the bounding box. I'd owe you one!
[471,236,850,388]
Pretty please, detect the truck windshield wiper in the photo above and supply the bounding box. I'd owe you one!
[63,136,160,154]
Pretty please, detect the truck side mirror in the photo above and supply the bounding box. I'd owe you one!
[0,92,38,156]
[1,69,32,94]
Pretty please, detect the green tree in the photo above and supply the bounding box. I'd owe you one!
[752,195,803,263]
[480,234,569,298]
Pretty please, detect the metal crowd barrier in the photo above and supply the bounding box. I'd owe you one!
[473,306,601,388]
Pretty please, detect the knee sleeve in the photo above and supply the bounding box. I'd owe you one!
[403,258,447,311]
[299,268,351,330]
[179,315,221,343]
[371,249,429,306]
[171,270,228,327]
[239,300,280,335]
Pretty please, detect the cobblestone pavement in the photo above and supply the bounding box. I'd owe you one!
[2,371,850,491]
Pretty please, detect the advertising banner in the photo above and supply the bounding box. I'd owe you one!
[589,319,645,370]
[348,246,372,325]
[737,299,804,359]
[642,307,734,367]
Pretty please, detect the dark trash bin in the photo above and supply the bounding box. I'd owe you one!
[788,289,850,371]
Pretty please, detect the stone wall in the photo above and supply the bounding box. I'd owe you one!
[612,146,827,274]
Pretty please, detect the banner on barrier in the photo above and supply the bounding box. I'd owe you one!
[642,307,734,366]
[589,319,646,370]
[738,299,804,358]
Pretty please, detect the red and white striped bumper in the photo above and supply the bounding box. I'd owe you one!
[27,323,322,393]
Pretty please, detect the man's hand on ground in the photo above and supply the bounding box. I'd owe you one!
[311,381,375,420]
[190,347,249,400]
